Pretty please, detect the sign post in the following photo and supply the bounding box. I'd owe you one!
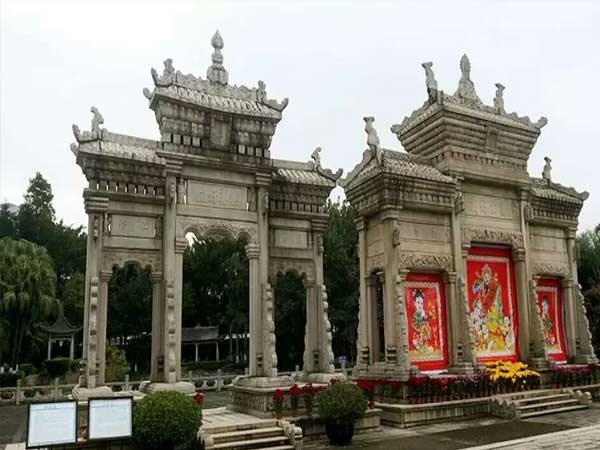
[27,400,78,449]
[87,396,133,442]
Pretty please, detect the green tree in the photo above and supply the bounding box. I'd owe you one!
[0,238,56,365]
[62,272,85,326]
[0,204,17,239]
[323,200,359,362]
[577,226,600,352]
[17,173,55,246]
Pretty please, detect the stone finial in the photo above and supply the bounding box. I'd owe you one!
[421,61,438,103]
[90,106,104,135]
[311,147,322,169]
[207,30,229,85]
[542,156,552,183]
[535,116,548,128]
[454,54,482,105]
[494,83,505,113]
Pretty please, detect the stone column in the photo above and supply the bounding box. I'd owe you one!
[458,243,477,368]
[562,277,578,359]
[69,337,75,360]
[354,217,370,371]
[513,248,531,362]
[81,196,108,388]
[47,338,52,360]
[245,242,261,376]
[381,208,400,367]
[443,272,458,369]
[393,269,411,375]
[174,238,187,380]
[303,281,318,373]
[527,276,550,369]
[96,270,111,386]
[366,275,379,365]
[150,272,164,382]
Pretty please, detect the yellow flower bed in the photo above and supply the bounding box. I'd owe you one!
[484,360,540,384]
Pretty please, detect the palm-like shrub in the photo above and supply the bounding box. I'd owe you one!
[0,238,56,365]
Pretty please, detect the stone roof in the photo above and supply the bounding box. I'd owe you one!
[72,131,165,165]
[391,55,548,138]
[41,309,81,336]
[273,159,337,187]
[529,177,588,204]
[341,148,454,190]
[144,31,288,121]
[181,325,220,343]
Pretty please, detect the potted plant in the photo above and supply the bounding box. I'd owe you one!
[317,381,367,446]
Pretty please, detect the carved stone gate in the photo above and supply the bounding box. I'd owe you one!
[70,32,340,398]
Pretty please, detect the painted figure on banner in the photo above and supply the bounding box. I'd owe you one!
[469,264,515,354]
[539,295,557,349]
[411,289,436,355]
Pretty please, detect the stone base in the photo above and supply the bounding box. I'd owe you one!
[574,355,599,365]
[139,381,196,395]
[300,372,346,384]
[71,385,115,401]
[448,362,477,375]
[353,364,411,381]
[229,376,295,417]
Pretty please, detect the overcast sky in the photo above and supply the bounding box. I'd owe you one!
[1,0,598,231]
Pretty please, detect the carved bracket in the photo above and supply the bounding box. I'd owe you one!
[398,252,453,272]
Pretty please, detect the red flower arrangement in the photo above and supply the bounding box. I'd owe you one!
[193,392,204,406]
[273,389,285,419]
[302,383,316,417]
[289,384,302,416]
[356,379,376,408]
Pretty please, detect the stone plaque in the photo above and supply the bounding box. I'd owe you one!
[187,181,247,210]
[273,229,307,249]
[110,214,155,238]
[463,193,519,220]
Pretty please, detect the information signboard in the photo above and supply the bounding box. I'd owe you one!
[27,400,78,449]
[88,397,133,441]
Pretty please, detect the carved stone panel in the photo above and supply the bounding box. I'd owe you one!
[531,262,569,277]
[187,180,248,210]
[273,229,308,249]
[366,254,385,274]
[397,252,453,271]
[110,214,156,238]
[177,216,258,242]
[461,226,524,249]
[463,193,519,220]
[102,250,162,272]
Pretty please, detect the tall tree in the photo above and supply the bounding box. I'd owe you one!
[0,204,17,239]
[323,200,359,362]
[17,172,56,246]
[0,238,56,365]
[577,226,600,352]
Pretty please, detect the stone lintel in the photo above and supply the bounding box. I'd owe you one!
[99,270,113,281]
[442,271,457,284]
[84,196,109,214]
[151,272,164,283]
[512,247,527,262]
[561,277,574,289]
[164,158,183,176]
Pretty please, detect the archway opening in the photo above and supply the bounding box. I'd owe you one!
[181,231,249,373]
[274,271,306,372]
[107,261,153,380]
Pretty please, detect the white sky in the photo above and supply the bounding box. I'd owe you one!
[1,0,599,231]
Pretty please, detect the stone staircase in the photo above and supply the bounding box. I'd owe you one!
[200,415,302,450]
[490,388,592,420]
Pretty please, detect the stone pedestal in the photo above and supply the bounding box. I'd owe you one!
[300,372,346,384]
[71,385,115,401]
[229,376,294,417]
[139,381,196,395]
[447,362,476,375]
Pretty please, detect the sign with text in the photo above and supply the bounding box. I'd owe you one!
[88,397,133,441]
[27,400,77,448]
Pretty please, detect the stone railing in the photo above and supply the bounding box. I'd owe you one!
[0,368,317,406]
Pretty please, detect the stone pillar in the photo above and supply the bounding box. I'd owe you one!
[47,338,52,360]
[527,276,550,369]
[150,272,164,382]
[245,243,261,376]
[215,342,220,361]
[393,269,411,376]
[354,217,370,370]
[69,337,75,360]
[458,244,477,368]
[562,277,578,359]
[513,248,531,362]
[381,208,400,367]
[366,275,379,365]
[195,343,199,363]
[81,197,108,386]
[443,272,458,369]
[174,238,187,380]
[96,271,111,387]
[303,281,318,373]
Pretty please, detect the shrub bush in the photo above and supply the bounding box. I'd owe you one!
[19,364,36,376]
[0,372,19,387]
[317,381,367,425]
[43,358,72,379]
[133,391,201,450]
[70,359,81,373]
[105,346,128,382]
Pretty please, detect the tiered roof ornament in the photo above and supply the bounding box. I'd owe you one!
[207,31,228,85]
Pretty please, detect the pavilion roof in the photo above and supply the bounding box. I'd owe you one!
[41,309,81,336]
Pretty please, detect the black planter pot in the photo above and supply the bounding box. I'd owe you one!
[325,421,355,446]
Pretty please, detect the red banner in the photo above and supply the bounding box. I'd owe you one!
[405,273,448,371]
[536,278,567,362]
[467,247,519,362]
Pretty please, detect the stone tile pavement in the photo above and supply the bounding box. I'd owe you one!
[462,425,600,449]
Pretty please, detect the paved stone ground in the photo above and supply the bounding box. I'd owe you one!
[2,397,600,449]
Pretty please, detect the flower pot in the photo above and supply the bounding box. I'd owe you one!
[325,421,355,446]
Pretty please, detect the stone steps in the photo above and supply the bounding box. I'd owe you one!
[490,389,593,420]
[213,435,291,450]
[212,426,283,444]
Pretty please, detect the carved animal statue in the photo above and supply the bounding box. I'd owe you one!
[311,147,322,168]
[364,116,380,151]
[90,106,104,134]
[421,61,438,102]
[494,83,505,112]
[542,156,552,182]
